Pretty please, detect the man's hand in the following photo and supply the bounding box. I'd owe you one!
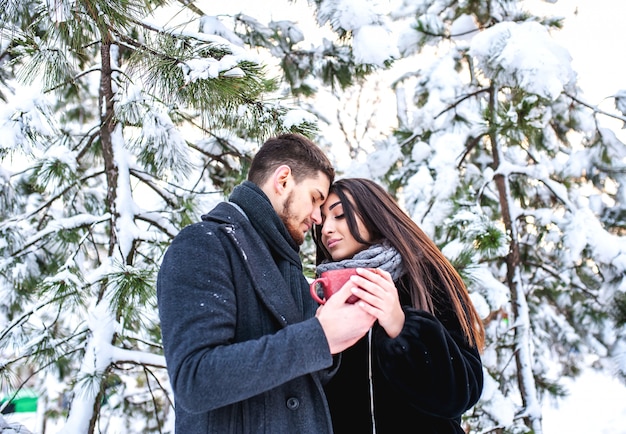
[315,280,376,354]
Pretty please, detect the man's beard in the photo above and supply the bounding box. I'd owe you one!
[280,191,305,245]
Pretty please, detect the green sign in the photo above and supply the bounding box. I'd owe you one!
[0,389,38,413]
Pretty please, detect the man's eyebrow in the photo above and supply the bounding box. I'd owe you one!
[316,189,326,202]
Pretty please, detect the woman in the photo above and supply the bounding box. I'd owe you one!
[313,178,485,434]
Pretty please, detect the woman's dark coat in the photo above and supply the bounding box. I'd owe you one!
[325,276,483,433]
[157,201,336,433]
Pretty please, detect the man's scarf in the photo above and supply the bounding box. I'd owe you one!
[229,181,310,317]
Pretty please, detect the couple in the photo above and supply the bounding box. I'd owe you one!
[156,134,485,433]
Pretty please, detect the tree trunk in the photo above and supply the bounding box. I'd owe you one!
[488,84,543,433]
[100,38,119,259]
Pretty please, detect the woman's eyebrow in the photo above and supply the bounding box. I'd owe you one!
[328,200,342,211]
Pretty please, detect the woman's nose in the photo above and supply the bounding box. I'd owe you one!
[320,219,334,234]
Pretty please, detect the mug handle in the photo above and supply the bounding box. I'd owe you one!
[310,278,327,304]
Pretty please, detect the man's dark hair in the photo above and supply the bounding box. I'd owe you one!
[248,134,335,186]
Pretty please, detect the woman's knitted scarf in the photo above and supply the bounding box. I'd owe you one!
[229,181,311,318]
[316,241,405,281]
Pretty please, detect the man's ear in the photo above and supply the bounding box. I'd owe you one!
[273,165,292,194]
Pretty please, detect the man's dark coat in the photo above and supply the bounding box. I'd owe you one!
[157,200,336,433]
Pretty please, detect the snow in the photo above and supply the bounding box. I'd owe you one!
[0,87,56,154]
[543,369,626,434]
[282,108,318,129]
[469,21,576,100]
[2,0,626,433]
[4,368,626,433]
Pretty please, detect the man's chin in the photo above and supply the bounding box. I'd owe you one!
[293,233,305,245]
[288,229,305,245]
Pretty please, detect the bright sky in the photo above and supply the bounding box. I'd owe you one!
[528,0,625,103]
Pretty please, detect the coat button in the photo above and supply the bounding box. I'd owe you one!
[286,397,300,410]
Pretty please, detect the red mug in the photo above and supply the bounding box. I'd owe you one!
[310,268,363,304]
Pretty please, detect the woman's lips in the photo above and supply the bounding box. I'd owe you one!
[326,238,340,249]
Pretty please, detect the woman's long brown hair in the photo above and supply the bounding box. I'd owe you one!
[314,178,485,350]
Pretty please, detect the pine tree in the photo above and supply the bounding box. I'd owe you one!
[319,1,626,432]
[0,0,325,431]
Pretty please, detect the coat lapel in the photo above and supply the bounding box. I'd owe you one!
[210,203,302,326]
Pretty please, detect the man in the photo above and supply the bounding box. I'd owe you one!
[157,133,375,433]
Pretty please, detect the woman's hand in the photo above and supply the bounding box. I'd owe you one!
[350,268,405,338]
